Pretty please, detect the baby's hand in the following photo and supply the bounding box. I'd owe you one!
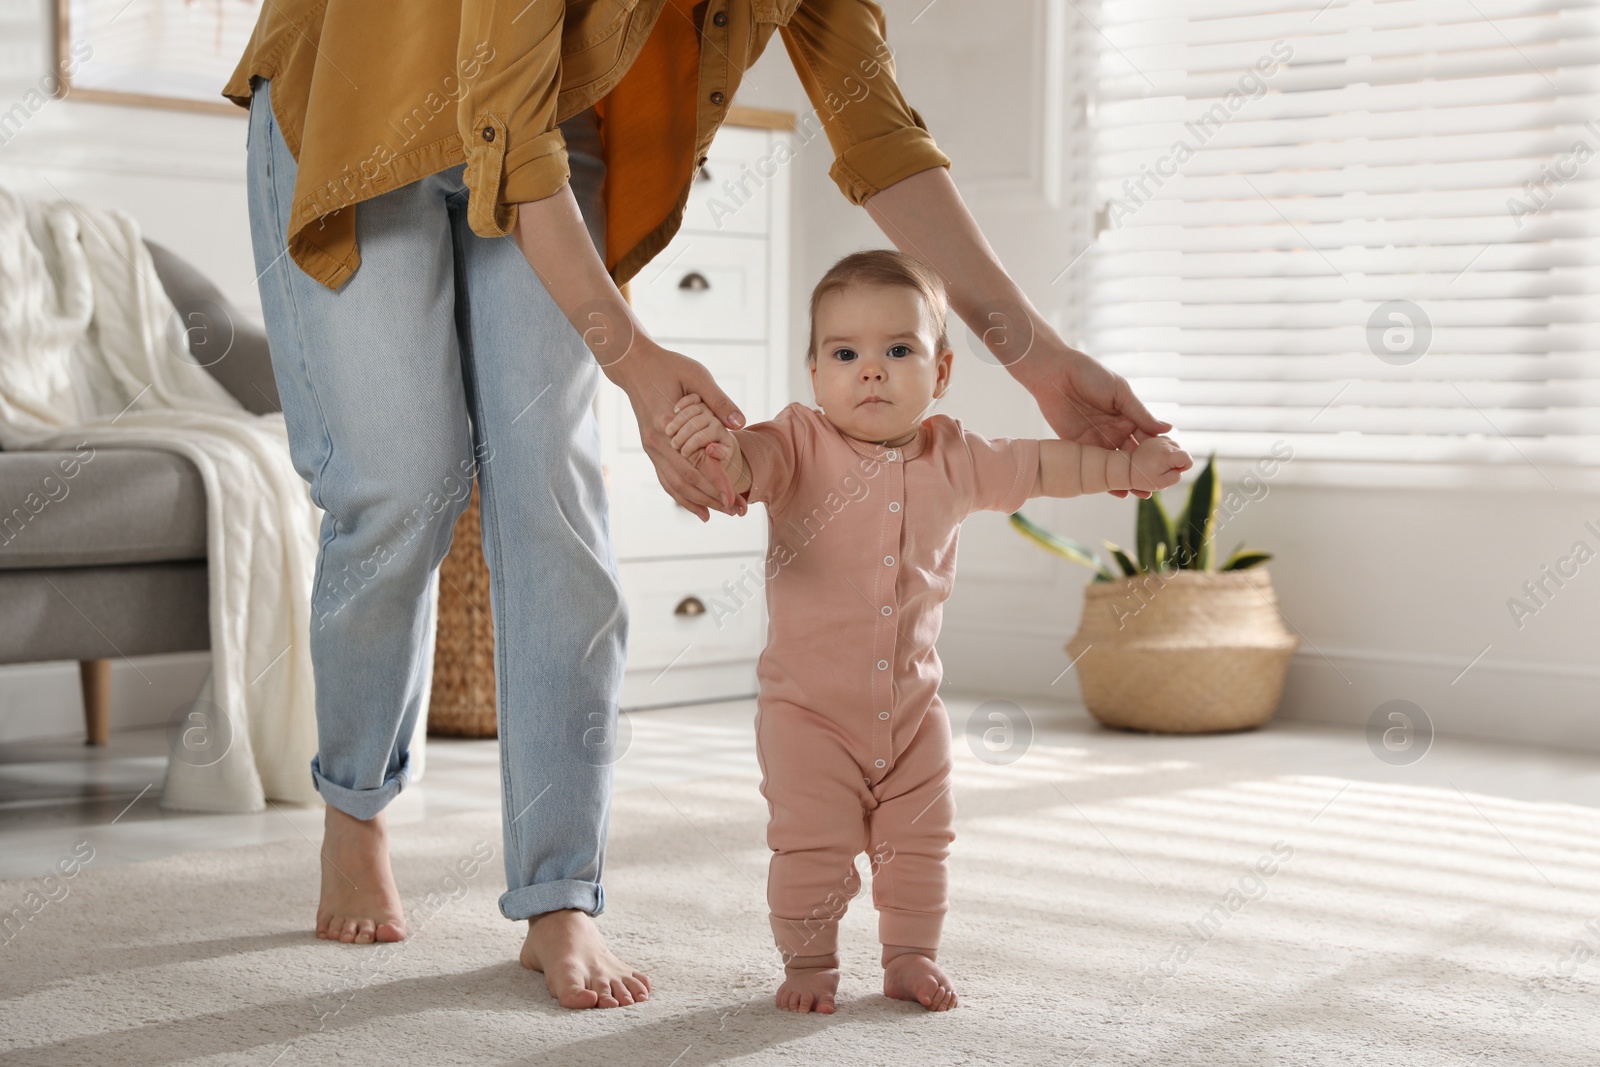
[663,393,745,514]
[1128,435,1192,494]
[664,393,734,460]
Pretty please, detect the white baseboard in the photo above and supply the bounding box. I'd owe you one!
[0,653,211,744]
[936,619,1600,753]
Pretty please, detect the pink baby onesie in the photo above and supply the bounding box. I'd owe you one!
[729,401,1041,963]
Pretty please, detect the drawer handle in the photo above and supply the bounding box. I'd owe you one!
[674,595,707,617]
[678,271,711,291]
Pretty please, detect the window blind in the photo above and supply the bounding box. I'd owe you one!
[1082,0,1600,470]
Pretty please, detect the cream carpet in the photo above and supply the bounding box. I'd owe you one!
[3,744,1598,1066]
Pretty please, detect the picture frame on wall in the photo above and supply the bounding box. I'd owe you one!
[53,0,261,115]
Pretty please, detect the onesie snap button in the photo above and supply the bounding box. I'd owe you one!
[884,555,894,566]
[885,450,897,460]
[881,605,893,616]
[879,711,890,720]
[874,759,887,768]
[877,659,888,670]
[888,501,900,512]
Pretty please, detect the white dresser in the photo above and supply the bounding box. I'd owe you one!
[597,114,792,710]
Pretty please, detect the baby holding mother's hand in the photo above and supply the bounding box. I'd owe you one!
[664,250,1191,1015]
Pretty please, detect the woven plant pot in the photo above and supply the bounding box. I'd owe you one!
[1065,568,1299,733]
[427,480,498,737]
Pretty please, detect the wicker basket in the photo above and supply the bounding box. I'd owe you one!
[426,480,498,737]
[1065,568,1299,733]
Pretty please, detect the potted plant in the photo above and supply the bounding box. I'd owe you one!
[1011,454,1299,733]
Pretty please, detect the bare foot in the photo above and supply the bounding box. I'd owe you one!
[775,964,840,1014]
[520,908,651,1009]
[316,805,406,944]
[883,952,958,1011]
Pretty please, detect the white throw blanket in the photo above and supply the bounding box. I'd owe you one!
[0,186,322,812]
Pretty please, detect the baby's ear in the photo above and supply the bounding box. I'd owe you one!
[933,346,955,398]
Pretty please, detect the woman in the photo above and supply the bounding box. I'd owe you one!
[225,0,1170,1011]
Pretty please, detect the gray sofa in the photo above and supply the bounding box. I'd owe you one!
[0,240,282,743]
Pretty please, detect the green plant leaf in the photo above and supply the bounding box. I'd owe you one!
[1136,493,1173,572]
[1010,512,1116,581]
[1155,542,1167,571]
[1177,452,1220,570]
[1103,541,1139,578]
[1222,549,1273,571]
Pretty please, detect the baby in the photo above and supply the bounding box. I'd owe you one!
[664,250,1190,1014]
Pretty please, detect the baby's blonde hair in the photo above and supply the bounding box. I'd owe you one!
[806,249,950,364]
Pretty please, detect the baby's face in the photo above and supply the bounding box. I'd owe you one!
[808,283,953,446]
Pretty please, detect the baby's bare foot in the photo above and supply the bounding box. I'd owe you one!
[775,963,840,1014]
[520,908,651,1009]
[883,952,958,1011]
[316,805,406,944]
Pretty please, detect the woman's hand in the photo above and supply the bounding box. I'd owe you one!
[1013,343,1173,499]
[607,344,744,521]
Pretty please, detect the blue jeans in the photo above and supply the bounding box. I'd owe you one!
[244,76,627,921]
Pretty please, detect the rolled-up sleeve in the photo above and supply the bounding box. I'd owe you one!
[778,0,952,205]
[458,0,571,239]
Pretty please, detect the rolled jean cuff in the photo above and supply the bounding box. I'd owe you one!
[878,906,943,953]
[500,878,604,922]
[771,913,839,962]
[310,752,412,821]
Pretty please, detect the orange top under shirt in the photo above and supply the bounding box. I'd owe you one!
[731,402,1041,781]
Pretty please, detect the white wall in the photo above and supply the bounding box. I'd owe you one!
[733,0,1600,752]
[4,0,1596,750]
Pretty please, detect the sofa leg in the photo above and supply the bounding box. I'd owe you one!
[80,659,111,746]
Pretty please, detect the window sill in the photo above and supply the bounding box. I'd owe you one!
[1208,455,1600,494]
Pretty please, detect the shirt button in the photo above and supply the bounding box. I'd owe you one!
[877,659,889,670]
[889,501,900,512]
[713,9,727,25]
[482,126,495,142]
[710,90,726,105]
[875,759,887,768]
[884,555,894,566]
[879,711,890,720]
[881,605,893,616]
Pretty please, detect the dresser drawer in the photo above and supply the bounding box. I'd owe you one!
[604,451,767,557]
[628,234,768,343]
[682,126,776,236]
[617,556,767,671]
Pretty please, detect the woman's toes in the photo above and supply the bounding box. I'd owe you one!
[608,978,634,1006]
[558,986,601,1010]
[339,918,360,943]
[353,919,375,945]
[376,921,406,943]
[623,975,649,1002]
